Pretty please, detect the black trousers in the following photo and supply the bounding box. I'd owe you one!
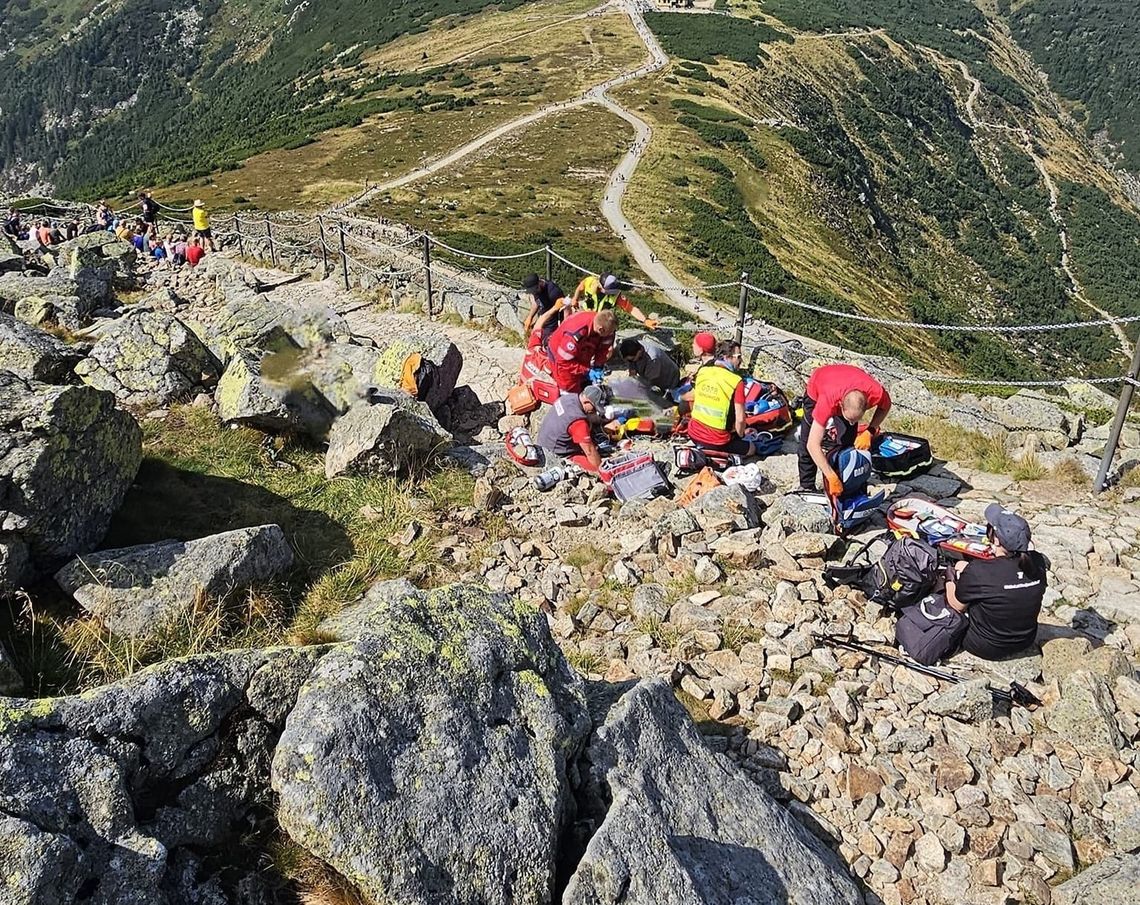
[797,397,857,489]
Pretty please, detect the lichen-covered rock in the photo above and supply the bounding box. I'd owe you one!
[0,244,22,274]
[0,373,141,590]
[215,349,337,436]
[316,576,418,640]
[564,680,864,905]
[324,390,452,478]
[1053,854,1140,905]
[272,584,591,905]
[13,293,96,331]
[985,390,1078,450]
[54,524,294,638]
[1044,669,1124,756]
[369,331,463,411]
[0,270,109,315]
[0,646,329,905]
[0,312,83,381]
[75,310,220,406]
[55,232,138,288]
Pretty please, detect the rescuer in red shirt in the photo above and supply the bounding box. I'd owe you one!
[547,309,618,393]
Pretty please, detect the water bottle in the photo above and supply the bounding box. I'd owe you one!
[534,468,568,491]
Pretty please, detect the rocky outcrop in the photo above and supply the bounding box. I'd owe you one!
[215,349,337,436]
[0,373,141,593]
[0,270,109,317]
[369,331,464,412]
[324,390,452,478]
[272,584,591,905]
[0,312,84,381]
[58,231,138,289]
[565,679,864,905]
[54,524,294,638]
[12,292,96,331]
[75,310,219,406]
[0,646,328,905]
[1053,854,1140,905]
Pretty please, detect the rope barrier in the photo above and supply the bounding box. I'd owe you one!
[429,237,546,261]
[742,282,1140,333]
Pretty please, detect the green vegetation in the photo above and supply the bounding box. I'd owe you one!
[645,11,786,68]
[1010,0,1140,168]
[1061,181,1140,333]
[0,0,529,196]
[0,405,491,694]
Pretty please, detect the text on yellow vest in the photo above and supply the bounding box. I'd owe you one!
[692,364,742,430]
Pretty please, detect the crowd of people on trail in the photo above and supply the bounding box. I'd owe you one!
[3,192,216,266]
[515,269,1048,671]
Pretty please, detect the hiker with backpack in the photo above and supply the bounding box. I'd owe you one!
[797,363,892,496]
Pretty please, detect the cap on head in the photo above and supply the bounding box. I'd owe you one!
[522,273,541,292]
[984,503,1032,553]
[194,199,204,206]
[601,274,620,295]
[581,385,606,410]
[694,332,717,355]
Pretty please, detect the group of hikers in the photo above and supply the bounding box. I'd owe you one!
[3,192,216,265]
[518,270,1048,670]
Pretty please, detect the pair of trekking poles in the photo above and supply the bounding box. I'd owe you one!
[813,633,1043,710]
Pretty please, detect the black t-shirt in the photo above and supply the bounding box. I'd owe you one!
[956,552,1047,659]
[530,279,565,336]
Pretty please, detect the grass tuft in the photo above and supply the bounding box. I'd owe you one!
[1012,452,1047,482]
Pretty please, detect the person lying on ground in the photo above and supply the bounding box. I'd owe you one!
[682,331,761,458]
[548,309,618,393]
[619,336,681,394]
[569,273,656,329]
[520,272,566,346]
[944,504,1047,660]
[797,363,891,495]
[535,385,613,473]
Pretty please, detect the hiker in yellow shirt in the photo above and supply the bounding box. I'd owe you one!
[192,200,216,252]
[570,273,657,329]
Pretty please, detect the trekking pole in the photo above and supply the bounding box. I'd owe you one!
[735,272,749,347]
[265,213,277,267]
[813,633,1042,709]
[423,233,435,319]
[317,216,329,276]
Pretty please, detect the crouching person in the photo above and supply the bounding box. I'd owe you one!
[897,504,1046,664]
[535,385,608,473]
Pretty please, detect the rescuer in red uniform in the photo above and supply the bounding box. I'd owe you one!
[547,309,618,393]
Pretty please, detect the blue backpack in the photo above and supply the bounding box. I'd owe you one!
[827,447,886,535]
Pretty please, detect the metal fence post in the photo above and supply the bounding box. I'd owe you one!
[735,272,750,347]
[235,215,245,258]
[545,244,554,284]
[317,216,329,275]
[1095,338,1140,492]
[264,213,276,266]
[423,234,435,318]
[339,226,350,290]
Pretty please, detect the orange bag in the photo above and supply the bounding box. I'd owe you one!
[678,467,721,508]
[507,383,539,415]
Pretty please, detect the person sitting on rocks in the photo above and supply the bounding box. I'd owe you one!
[716,340,744,373]
[521,272,567,348]
[35,221,55,250]
[547,308,618,394]
[944,504,1048,660]
[535,384,610,473]
[95,200,113,231]
[797,363,891,496]
[185,236,206,267]
[115,219,134,242]
[682,332,760,458]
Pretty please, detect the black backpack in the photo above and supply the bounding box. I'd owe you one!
[824,532,941,611]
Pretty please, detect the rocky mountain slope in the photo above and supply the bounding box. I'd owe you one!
[1,216,1140,903]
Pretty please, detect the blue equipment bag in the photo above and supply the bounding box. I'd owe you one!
[827,446,886,535]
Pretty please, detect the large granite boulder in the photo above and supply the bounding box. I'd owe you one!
[0,374,141,593]
[57,232,138,288]
[1053,854,1140,905]
[369,331,463,412]
[75,310,219,407]
[13,292,97,331]
[54,524,294,638]
[324,390,452,478]
[564,679,864,905]
[272,584,591,905]
[215,349,338,436]
[0,271,109,316]
[0,312,83,381]
[0,646,328,905]
[0,237,22,273]
[985,390,1078,450]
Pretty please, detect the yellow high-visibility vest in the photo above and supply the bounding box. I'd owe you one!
[691,364,742,431]
[580,275,615,312]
